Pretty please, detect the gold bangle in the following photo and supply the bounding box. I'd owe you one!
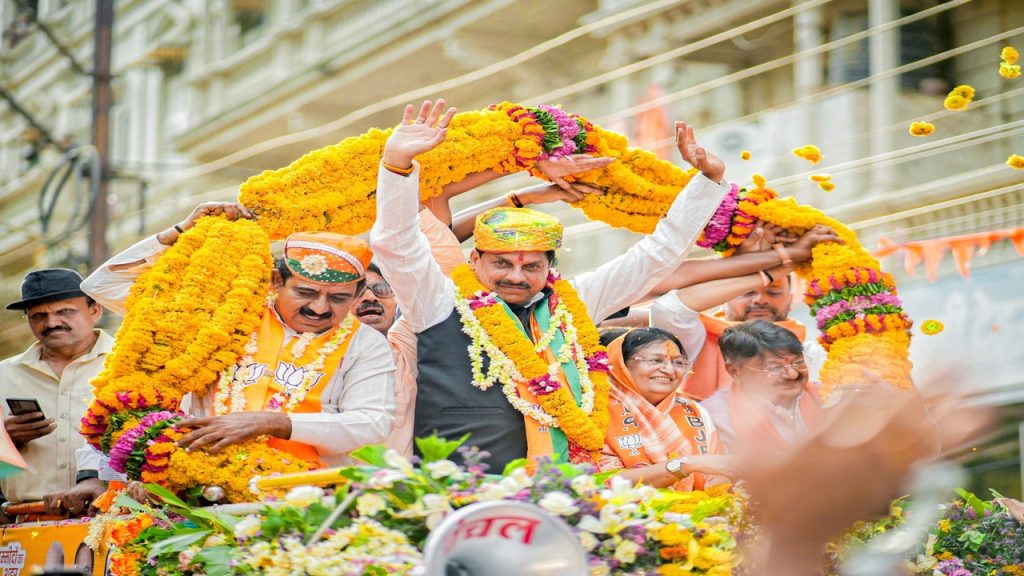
[506,191,524,208]
[382,161,415,176]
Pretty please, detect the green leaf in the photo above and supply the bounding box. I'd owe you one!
[351,444,389,467]
[363,566,388,576]
[112,493,170,524]
[195,545,234,576]
[501,458,529,476]
[144,482,191,509]
[147,529,212,559]
[592,470,617,486]
[415,433,470,463]
[958,529,985,551]
[956,488,991,515]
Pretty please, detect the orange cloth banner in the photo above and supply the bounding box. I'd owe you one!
[875,227,1024,281]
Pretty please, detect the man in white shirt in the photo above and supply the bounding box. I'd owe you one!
[1,269,111,518]
[82,203,395,468]
[370,99,731,471]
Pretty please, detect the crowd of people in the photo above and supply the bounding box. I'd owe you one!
[0,99,981,571]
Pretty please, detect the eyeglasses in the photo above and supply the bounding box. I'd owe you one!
[742,358,807,378]
[631,355,691,370]
[362,282,394,299]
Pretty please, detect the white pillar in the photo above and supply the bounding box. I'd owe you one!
[868,0,899,194]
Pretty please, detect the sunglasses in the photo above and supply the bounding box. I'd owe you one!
[362,281,394,299]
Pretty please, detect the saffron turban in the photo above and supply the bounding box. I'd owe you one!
[473,207,563,253]
[284,232,373,284]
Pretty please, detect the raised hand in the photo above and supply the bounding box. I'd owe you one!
[535,154,615,190]
[383,99,458,169]
[675,121,725,183]
[160,201,254,245]
[788,224,843,262]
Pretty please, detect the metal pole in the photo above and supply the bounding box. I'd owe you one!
[88,0,114,271]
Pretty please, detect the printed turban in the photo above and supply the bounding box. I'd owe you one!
[284,232,373,285]
[473,207,563,253]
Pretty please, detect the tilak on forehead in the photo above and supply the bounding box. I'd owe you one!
[284,232,373,284]
[473,207,563,253]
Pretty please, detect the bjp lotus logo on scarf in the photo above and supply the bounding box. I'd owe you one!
[616,433,643,456]
[234,362,266,387]
[274,362,323,392]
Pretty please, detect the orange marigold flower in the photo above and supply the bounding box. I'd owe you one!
[740,150,751,160]
[909,121,935,137]
[818,181,836,192]
[752,173,767,188]
[809,173,832,182]
[1008,154,1024,170]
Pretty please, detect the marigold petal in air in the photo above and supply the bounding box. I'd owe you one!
[999,62,1022,79]
[1001,46,1019,65]
[1008,154,1024,170]
[740,150,751,160]
[818,181,836,193]
[792,144,823,164]
[951,84,975,101]
[809,173,832,183]
[921,319,944,335]
[943,94,968,111]
[909,121,935,137]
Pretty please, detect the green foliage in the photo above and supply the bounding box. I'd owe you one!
[415,433,470,463]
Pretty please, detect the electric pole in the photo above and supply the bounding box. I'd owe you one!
[88,0,114,270]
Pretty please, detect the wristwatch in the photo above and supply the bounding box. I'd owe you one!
[665,456,690,479]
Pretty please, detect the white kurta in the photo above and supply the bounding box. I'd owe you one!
[81,236,396,467]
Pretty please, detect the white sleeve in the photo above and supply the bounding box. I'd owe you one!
[803,338,827,384]
[369,162,455,332]
[650,292,707,361]
[80,235,170,316]
[573,173,730,323]
[290,326,396,456]
[76,445,128,482]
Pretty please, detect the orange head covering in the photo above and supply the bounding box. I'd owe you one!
[602,332,719,489]
[284,232,373,285]
[474,207,563,252]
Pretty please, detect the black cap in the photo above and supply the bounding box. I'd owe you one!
[6,268,87,311]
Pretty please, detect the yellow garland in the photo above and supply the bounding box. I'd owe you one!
[450,264,611,453]
[237,103,700,238]
[741,196,913,396]
[164,438,309,503]
[82,217,270,446]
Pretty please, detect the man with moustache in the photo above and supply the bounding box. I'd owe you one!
[81,202,395,467]
[649,224,840,399]
[371,99,731,470]
[0,269,110,519]
[700,320,821,453]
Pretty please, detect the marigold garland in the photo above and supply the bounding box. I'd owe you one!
[695,175,914,396]
[79,216,311,502]
[450,264,611,456]
[238,103,702,238]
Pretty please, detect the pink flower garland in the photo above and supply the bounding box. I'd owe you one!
[815,292,903,330]
[697,183,740,248]
[108,410,180,473]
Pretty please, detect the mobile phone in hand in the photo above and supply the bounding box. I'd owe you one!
[5,398,45,422]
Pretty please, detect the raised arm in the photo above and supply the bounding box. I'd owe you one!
[450,181,605,242]
[644,224,840,300]
[369,100,459,332]
[574,121,730,322]
[81,202,253,315]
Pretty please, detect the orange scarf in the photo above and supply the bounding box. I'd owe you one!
[602,336,720,490]
[240,307,359,465]
[727,379,821,452]
[684,311,807,400]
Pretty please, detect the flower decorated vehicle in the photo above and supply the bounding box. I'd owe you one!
[91,437,746,576]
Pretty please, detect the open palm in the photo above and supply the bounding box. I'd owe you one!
[383,100,457,168]
[675,121,725,183]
